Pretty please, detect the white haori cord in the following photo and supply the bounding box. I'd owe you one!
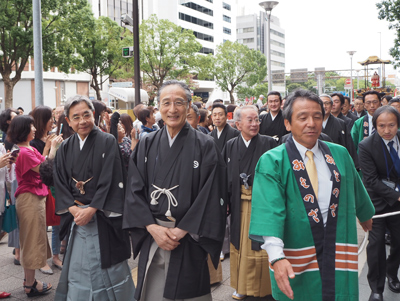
[150,184,179,218]
[358,211,400,255]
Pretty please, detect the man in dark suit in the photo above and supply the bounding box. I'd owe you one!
[359,106,400,301]
[210,103,240,152]
[331,93,354,129]
[342,96,358,124]
[353,96,367,118]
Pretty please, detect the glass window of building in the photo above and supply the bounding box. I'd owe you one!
[223,15,231,23]
[223,27,231,35]
[222,2,231,10]
[179,13,214,29]
[180,1,213,16]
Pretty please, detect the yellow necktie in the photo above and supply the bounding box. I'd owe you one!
[305,150,318,197]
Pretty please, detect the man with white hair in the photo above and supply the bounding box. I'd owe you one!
[256,95,265,110]
[223,105,277,300]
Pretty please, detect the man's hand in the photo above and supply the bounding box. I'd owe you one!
[359,218,373,232]
[146,224,180,251]
[273,259,295,300]
[70,206,97,226]
[169,227,188,241]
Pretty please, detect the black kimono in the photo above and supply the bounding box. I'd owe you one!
[54,127,131,268]
[337,112,354,130]
[123,122,227,300]
[223,134,277,250]
[209,123,240,152]
[259,110,289,142]
[323,114,359,169]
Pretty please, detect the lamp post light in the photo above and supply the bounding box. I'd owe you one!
[347,51,356,103]
[259,1,279,93]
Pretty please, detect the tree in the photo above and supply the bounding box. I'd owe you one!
[196,41,267,104]
[0,0,93,108]
[72,17,125,100]
[377,1,400,68]
[236,82,269,102]
[120,15,201,99]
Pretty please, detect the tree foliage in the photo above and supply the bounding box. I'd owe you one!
[377,0,400,68]
[120,15,202,98]
[72,16,125,100]
[0,0,93,108]
[196,41,267,104]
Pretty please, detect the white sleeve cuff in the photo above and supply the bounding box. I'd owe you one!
[262,236,285,263]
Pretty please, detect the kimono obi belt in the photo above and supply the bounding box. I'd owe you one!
[241,185,252,201]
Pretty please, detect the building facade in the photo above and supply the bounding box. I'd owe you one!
[236,12,285,95]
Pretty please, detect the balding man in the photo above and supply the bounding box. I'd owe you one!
[223,105,277,300]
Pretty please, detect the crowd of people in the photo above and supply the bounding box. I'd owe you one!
[0,81,399,301]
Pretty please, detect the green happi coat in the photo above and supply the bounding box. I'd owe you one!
[249,141,374,301]
[350,115,368,153]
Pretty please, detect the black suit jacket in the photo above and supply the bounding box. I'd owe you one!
[344,111,358,125]
[359,131,400,214]
[209,123,240,152]
[354,110,367,119]
[337,112,354,130]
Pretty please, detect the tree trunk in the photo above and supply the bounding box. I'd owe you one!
[229,90,235,104]
[3,75,16,109]
[90,73,102,101]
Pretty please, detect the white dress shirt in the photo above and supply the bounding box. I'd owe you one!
[261,138,333,262]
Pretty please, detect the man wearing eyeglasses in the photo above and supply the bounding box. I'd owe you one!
[223,105,277,300]
[259,91,289,142]
[353,96,367,118]
[123,80,227,301]
[351,90,382,152]
[54,95,135,300]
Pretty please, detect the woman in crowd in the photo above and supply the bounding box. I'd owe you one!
[0,108,20,265]
[92,100,109,132]
[138,106,158,139]
[7,115,61,297]
[120,113,134,139]
[0,143,16,299]
[30,106,64,274]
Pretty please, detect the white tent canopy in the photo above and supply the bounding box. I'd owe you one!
[108,87,149,104]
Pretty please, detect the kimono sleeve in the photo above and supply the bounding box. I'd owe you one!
[54,143,75,214]
[249,150,286,243]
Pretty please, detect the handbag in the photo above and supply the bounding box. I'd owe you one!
[2,188,18,233]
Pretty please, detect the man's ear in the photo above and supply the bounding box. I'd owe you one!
[284,119,291,132]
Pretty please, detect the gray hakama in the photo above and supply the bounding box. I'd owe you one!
[55,214,135,301]
[141,219,211,301]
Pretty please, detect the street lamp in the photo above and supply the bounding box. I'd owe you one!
[121,0,141,106]
[259,1,279,93]
[347,51,356,103]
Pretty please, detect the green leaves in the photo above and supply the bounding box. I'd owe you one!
[196,41,267,103]
[377,0,400,69]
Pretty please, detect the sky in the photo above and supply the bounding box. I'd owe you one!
[240,0,399,75]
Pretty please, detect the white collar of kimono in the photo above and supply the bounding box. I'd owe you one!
[241,135,252,148]
[77,134,89,150]
[166,126,182,147]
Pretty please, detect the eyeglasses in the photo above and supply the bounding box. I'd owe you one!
[244,118,261,124]
[365,100,380,106]
[71,112,92,122]
[323,102,332,106]
[160,101,187,108]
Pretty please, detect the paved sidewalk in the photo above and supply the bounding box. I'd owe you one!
[0,230,398,300]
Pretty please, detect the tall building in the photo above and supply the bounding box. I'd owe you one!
[89,0,237,103]
[236,2,286,94]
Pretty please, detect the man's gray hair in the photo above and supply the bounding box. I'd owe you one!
[234,105,258,122]
[319,94,333,103]
[64,95,95,118]
[191,104,200,117]
[157,80,192,106]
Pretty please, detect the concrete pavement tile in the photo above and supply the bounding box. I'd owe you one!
[211,282,235,301]
[0,276,25,292]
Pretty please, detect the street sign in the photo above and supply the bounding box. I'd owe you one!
[112,82,133,88]
[122,46,133,58]
[344,78,352,89]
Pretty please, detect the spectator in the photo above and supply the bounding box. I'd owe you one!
[7,115,61,297]
[138,106,158,139]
